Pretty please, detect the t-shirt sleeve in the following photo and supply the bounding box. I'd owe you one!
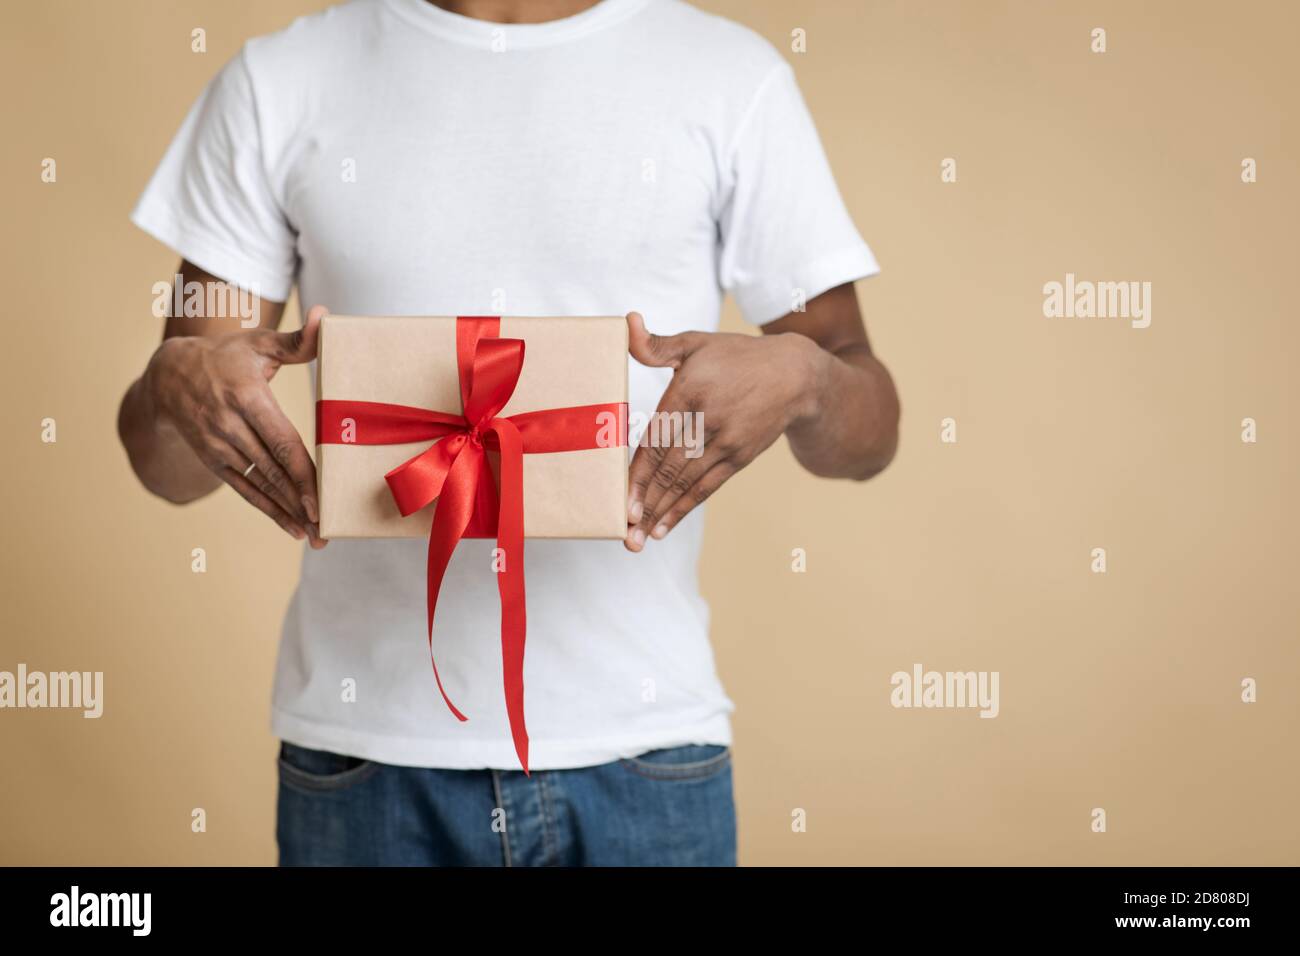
[130,47,297,302]
[717,61,879,325]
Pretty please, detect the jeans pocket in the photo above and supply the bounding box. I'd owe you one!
[277,741,380,793]
[620,744,731,782]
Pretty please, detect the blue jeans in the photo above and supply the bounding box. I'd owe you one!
[276,741,737,866]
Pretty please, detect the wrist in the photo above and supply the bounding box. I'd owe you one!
[142,338,184,431]
[781,332,831,430]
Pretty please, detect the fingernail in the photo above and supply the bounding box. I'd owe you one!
[628,499,642,522]
[306,523,319,539]
[652,524,668,539]
[305,497,319,523]
[632,528,646,549]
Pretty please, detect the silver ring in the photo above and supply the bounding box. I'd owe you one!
[242,462,257,478]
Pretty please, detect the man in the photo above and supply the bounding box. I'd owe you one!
[119,0,899,866]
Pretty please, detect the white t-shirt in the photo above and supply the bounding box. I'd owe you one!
[132,0,879,770]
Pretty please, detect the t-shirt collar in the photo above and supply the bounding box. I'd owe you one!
[384,0,653,50]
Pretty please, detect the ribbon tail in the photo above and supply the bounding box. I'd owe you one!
[424,443,483,723]
[466,454,500,537]
[488,418,528,774]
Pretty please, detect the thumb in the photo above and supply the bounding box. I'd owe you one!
[626,311,697,370]
[260,305,327,365]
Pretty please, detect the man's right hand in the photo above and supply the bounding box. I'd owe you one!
[141,303,329,547]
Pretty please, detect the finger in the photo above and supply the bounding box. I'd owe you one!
[240,392,320,524]
[625,382,709,523]
[632,444,726,546]
[631,440,714,548]
[170,410,302,528]
[252,304,327,365]
[202,431,301,526]
[627,374,705,518]
[643,461,736,544]
[222,470,306,540]
[204,440,306,540]
[626,311,703,370]
[223,409,310,524]
[225,455,327,549]
[626,395,680,525]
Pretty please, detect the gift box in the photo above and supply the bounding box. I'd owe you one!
[313,314,630,773]
[316,315,628,539]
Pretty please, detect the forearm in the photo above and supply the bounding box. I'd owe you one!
[117,361,220,504]
[786,337,899,481]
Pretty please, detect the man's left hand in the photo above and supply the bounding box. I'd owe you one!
[623,310,827,551]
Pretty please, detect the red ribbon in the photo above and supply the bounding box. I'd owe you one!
[316,317,627,774]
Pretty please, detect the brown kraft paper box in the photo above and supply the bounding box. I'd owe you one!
[316,315,629,540]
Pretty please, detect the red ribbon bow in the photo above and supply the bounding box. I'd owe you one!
[316,316,627,773]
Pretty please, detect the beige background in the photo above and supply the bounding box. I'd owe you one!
[2,0,1297,865]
